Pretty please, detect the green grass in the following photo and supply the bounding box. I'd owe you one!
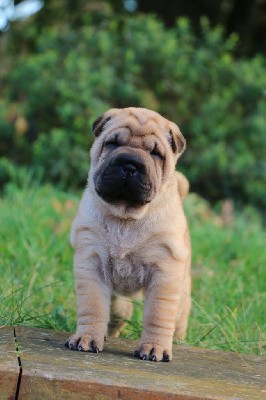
[0,182,265,355]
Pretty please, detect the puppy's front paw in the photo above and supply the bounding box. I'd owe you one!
[65,332,103,353]
[133,342,172,362]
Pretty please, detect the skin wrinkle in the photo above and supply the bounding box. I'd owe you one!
[66,107,191,361]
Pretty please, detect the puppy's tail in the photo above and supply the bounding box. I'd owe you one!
[176,171,190,199]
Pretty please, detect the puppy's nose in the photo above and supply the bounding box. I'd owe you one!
[122,163,138,176]
[113,153,145,174]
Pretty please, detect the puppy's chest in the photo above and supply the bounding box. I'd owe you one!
[104,222,143,259]
[102,226,149,295]
[110,254,148,295]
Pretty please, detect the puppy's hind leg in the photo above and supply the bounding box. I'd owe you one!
[108,294,133,338]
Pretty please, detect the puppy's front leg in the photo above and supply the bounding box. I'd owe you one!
[66,250,111,353]
[134,270,181,362]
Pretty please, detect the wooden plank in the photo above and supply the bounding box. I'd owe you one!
[15,326,266,400]
[0,326,20,400]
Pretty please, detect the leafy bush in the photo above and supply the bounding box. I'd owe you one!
[1,15,265,207]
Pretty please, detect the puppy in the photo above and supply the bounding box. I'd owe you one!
[65,107,191,361]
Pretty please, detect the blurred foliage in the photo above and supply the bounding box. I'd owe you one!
[137,0,266,56]
[0,10,265,207]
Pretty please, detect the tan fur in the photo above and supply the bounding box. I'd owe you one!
[176,171,190,199]
[66,107,191,361]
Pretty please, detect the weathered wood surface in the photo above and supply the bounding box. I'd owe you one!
[2,326,262,400]
[0,326,20,400]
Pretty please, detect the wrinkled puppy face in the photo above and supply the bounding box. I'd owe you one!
[91,108,185,208]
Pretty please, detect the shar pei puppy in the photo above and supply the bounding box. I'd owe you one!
[65,107,191,362]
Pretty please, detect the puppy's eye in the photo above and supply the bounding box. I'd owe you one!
[150,146,164,160]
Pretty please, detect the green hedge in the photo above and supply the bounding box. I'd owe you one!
[1,15,265,206]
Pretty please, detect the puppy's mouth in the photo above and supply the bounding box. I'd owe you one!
[94,154,154,207]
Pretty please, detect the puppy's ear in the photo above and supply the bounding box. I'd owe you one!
[92,114,112,137]
[169,127,186,157]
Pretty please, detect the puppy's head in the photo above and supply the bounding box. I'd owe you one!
[90,107,185,211]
